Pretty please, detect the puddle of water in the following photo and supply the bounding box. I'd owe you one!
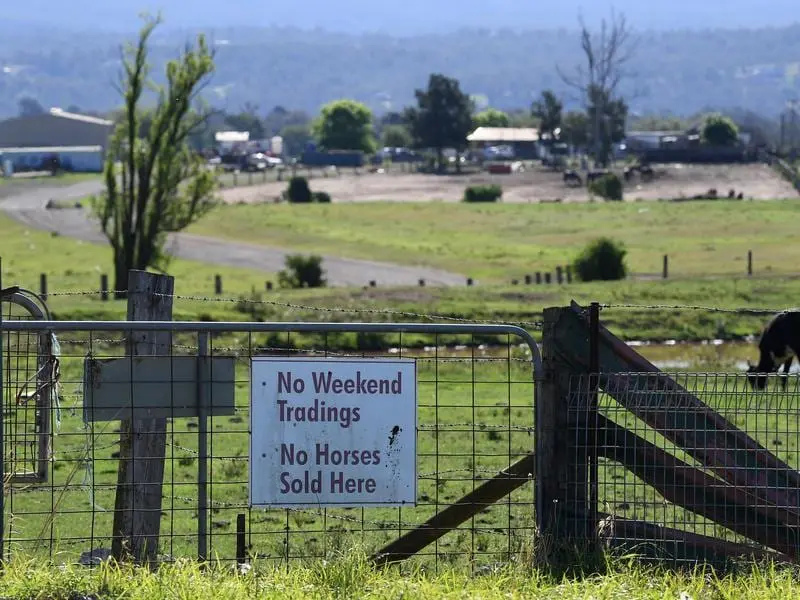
[386,339,775,373]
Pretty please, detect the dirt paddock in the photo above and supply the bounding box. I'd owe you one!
[220,163,800,205]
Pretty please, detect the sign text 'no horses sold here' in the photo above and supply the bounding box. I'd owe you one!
[249,357,417,507]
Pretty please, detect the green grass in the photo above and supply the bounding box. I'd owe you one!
[187,199,800,282]
[5,207,800,343]
[1,555,797,599]
[0,212,275,305]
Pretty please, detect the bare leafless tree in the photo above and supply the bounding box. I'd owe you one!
[557,11,639,167]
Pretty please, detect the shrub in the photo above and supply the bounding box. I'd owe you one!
[313,191,332,203]
[572,237,627,282]
[702,113,739,147]
[278,254,327,288]
[286,176,312,203]
[463,184,502,203]
[588,173,623,201]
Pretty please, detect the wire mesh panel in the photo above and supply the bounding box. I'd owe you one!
[0,322,539,570]
[569,371,800,568]
[1,290,55,485]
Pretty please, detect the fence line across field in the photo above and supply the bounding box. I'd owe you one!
[30,286,800,320]
[0,314,542,569]
[34,253,780,299]
[8,283,800,572]
[33,288,547,328]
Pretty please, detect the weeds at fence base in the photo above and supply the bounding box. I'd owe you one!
[1,551,800,599]
[532,533,608,579]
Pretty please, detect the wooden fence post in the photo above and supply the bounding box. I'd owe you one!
[747,250,753,276]
[214,275,222,295]
[663,255,668,279]
[111,270,174,565]
[535,307,593,569]
[556,266,563,284]
[100,274,109,301]
[39,273,47,300]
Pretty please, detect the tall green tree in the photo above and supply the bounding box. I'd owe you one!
[405,73,474,172]
[312,99,376,153]
[90,15,218,295]
[531,90,563,142]
[473,108,510,128]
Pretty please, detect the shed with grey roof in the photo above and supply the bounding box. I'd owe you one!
[0,108,114,149]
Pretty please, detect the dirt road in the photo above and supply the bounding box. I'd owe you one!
[0,181,466,287]
[221,163,800,204]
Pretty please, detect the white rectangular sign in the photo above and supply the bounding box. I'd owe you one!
[249,357,417,507]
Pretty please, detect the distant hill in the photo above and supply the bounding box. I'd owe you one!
[1,24,800,118]
[2,0,800,33]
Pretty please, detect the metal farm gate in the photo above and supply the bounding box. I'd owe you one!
[0,287,56,486]
[0,314,543,570]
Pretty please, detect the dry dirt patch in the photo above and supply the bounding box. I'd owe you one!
[221,163,799,205]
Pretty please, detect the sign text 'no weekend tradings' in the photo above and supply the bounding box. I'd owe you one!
[250,358,417,507]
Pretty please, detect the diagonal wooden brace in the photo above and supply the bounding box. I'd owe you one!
[371,452,535,566]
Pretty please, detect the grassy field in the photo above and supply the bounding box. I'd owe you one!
[4,188,800,586]
[187,199,800,282]
[0,212,274,304]
[3,210,800,343]
[2,556,797,599]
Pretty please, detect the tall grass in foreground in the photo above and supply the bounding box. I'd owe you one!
[0,552,798,599]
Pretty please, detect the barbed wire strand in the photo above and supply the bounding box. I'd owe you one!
[41,289,544,328]
[42,288,798,318]
[599,302,795,314]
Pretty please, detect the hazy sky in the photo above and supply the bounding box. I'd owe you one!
[5,0,798,34]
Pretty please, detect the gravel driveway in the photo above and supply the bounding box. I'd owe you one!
[0,181,466,287]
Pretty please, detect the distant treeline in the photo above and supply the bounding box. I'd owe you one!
[3,24,800,119]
